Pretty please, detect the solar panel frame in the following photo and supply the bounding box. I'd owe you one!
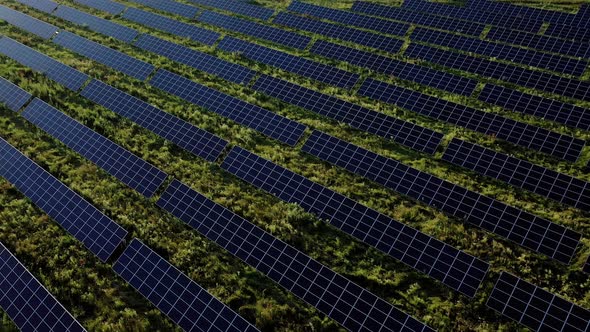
[127,0,200,19]
[73,0,126,15]
[186,0,274,20]
[0,77,32,112]
[0,5,59,40]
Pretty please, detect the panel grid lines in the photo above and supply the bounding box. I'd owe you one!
[0,77,32,112]
[0,4,59,39]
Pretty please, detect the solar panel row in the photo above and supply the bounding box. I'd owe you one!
[73,0,126,15]
[157,179,435,331]
[186,0,274,20]
[0,77,32,112]
[127,0,200,19]
[302,131,581,264]
[220,147,489,297]
[469,1,582,26]
[12,0,57,13]
[113,239,260,332]
[0,242,86,332]
[545,24,590,44]
[0,5,58,40]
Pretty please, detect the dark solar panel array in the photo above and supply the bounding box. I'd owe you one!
[197,11,311,50]
[273,12,405,54]
[0,77,32,112]
[220,147,489,297]
[545,24,590,44]
[488,272,590,331]
[0,242,86,332]
[13,0,58,13]
[127,0,200,19]
[158,179,435,331]
[311,40,477,95]
[81,79,228,162]
[113,239,260,332]
[53,31,155,81]
[358,78,585,162]
[252,75,443,154]
[0,37,89,91]
[186,0,274,20]
[0,137,128,262]
[0,4,58,39]
[442,139,590,211]
[217,36,359,89]
[22,98,168,197]
[149,69,306,146]
[73,0,126,15]
[133,34,255,84]
[478,84,590,131]
[302,131,581,264]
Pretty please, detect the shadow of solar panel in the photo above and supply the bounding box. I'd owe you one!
[22,98,168,197]
[217,37,359,88]
[479,84,590,131]
[584,256,590,274]
[0,242,86,332]
[545,24,590,44]
[220,147,489,296]
[122,7,219,45]
[13,0,57,13]
[311,40,477,95]
[273,13,404,54]
[488,272,590,331]
[197,11,311,50]
[359,78,585,162]
[252,75,443,154]
[302,131,581,264]
[53,31,155,81]
[411,28,587,76]
[73,0,126,15]
[443,139,590,211]
[81,80,228,161]
[113,239,260,332]
[149,69,305,146]
[128,0,200,18]
[0,77,32,112]
[0,5,58,39]
[54,5,138,43]
[186,0,274,20]
[157,179,435,331]
[0,37,89,91]
[134,34,255,84]
[0,137,128,262]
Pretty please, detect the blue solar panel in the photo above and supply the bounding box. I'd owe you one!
[0,242,86,332]
[149,69,305,146]
[186,0,274,20]
[311,40,477,95]
[158,179,435,331]
[122,7,219,45]
[133,34,255,84]
[54,5,139,43]
[13,0,57,13]
[0,4,58,39]
[197,11,311,50]
[53,31,155,81]
[273,12,405,54]
[81,79,228,162]
[545,24,590,44]
[301,131,581,264]
[113,239,260,332]
[0,37,89,91]
[22,98,168,197]
[0,137,128,262]
[127,0,200,18]
[217,36,359,89]
[252,75,443,154]
[73,0,126,15]
[0,77,32,112]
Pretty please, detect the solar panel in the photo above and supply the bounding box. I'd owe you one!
[149,69,306,146]
[544,24,590,44]
[301,131,581,264]
[0,242,86,332]
[127,0,200,18]
[22,98,168,197]
[0,37,89,91]
[81,79,228,162]
[442,139,590,212]
[311,40,477,95]
[157,179,435,331]
[220,147,489,297]
[186,0,274,20]
[53,31,155,81]
[252,75,443,154]
[273,12,405,54]
[478,84,590,131]
[113,239,260,332]
[487,272,590,331]
[12,0,57,13]
[73,0,126,15]
[0,4,58,39]
[122,7,219,45]
[217,36,359,89]
[358,78,585,162]
[0,137,128,262]
[197,11,311,50]
[0,77,32,112]
[410,27,587,76]
[133,34,255,84]
[54,5,139,43]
